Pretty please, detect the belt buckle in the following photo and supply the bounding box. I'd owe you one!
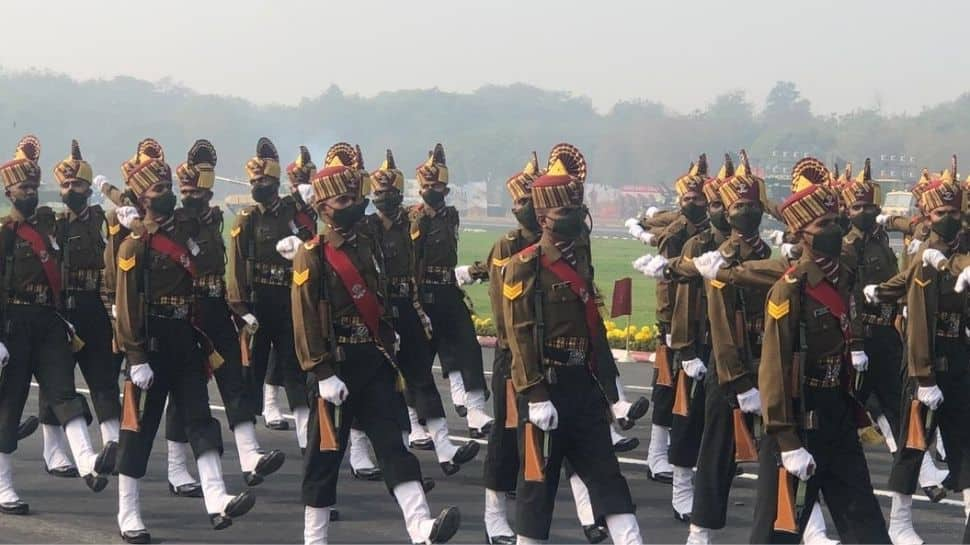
[355,324,368,338]
[543,366,558,384]
[36,292,48,305]
[803,410,818,430]
[208,284,221,298]
[567,348,584,366]
[398,281,409,295]
[174,306,188,320]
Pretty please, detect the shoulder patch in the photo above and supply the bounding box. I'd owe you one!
[118,255,136,272]
[492,256,510,268]
[767,300,790,320]
[709,279,725,289]
[914,277,931,288]
[503,281,523,300]
[230,226,242,238]
[108,223,121,235]
[293,268,309,286]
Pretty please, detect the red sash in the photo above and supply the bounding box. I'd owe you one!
[804,279,850,340]
[323,243,383,340]
[13,223,62,308]
[295,211,317,234]
[148,232,196,277]
[529,244,600,373]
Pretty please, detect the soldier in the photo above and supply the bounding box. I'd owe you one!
[34,140,121,478]
[502,144,642,544]
[748,183,888,543]
[293,160,459,545]
[409,143,493,437]
[0,135,117,515]
[866,176,970,544]
[114,142,255,542]
[228,138,315,452]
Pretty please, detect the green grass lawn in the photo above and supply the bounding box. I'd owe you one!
[458,228,658,327]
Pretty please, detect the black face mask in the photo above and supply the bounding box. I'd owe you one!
[850,211,877,232]
[548,207,585,239]
[728,209,763,235]
[512,201,540,233]
[810,224,843,257]
[373,192,404,213]
[61,191,89,213]
[682,202,707,224]
[251,184,278,204]
[421,189,445,208]
[932,214,962,241]
[181,195,208,214]
[13,195,38,217]
[332,199,369,228]
[709,209,730,232]
[148,192,177,216]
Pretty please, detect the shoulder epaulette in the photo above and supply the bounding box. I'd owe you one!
[782,265,800,284]
[304,235,320,250]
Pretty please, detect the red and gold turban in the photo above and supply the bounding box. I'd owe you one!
[176,139,217,190]
[674,154,708,197]
[721,149,769,210]
[245,137,281,182]
[286,146,316,187]
[122,138,171,197]
[52,139,93,186]
[920,180,962,212]
[311,164,360,202]
[532,143,586,209]
[506,152,542,201]
[840,158,880,207]
[371,149,406,192]
[0,135,42,189]
[791,157,831,193]
[416,143,449,186]
[779,184,839,232]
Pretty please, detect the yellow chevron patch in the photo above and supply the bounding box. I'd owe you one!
[503,281,523,300]
[914,277,931,288]
[230,226,241,238]
[767,300,790,320]
[709,279,725,289]
[492,256,510,268]
[410,228,421,240]
[293,268,309,286]
[108,223,121,236]
[118,256,136,272]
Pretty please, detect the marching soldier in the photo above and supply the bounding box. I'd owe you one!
[228,138,315,451]
[409,143,493,437]
[293,160,459,545]
[35,140,121,477]
[749,182,888,543]
[0,135,117,515]
[502,144,642,544]
[114,140,255,542]
[867,176,970,544]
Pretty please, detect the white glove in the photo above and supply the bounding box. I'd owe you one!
[665,334,672,347]
[736,388,762,415]
[528,401,559,432]
[454,265,474,286]
[624,218,641,230]
[241,313,259,334]
[681,357,707,380]
[956,267,970,293]
[642,255,669,278]
[93,175,110,193]
[394,332,401,353]
[318,376,349,406]
[644,206,659,219]
[275,235,302,261]
[917,385,944,411]
[297,183,316,205]
[906,239,922,255]
[638,231,656,245]
[863,285,880,304]
[692,250,726,280]
[767,230,785,247]
[632,254,653,272]
[0,342,9,368]
[921,248,946,270]
[116,206,141,230]
[130,363,154,390]
[902,305,908,319]
[780,243,797,259]
[875,214,889,226]
[111,304,117,319]
[611,400,632,421]
[850,350,869,372]
[781,447,816,481]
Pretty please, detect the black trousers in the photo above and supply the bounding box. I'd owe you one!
[750,388,888,544]
[251,285,307,412]
[37,291,119,426]
[421,284,486,393]
[669,352,706,468]
[483,348,518,491]
[166,297,258,444]
[889,338,970,495]
[117,317,223,478]
[0,305,91,453]
[303,343,423,507]
[692,369,742,530]
[392,297,446,421]
[858,325,904,436]
[652,321,674,427]
[514,367,635,540]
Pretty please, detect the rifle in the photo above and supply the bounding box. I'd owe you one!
[731,260,760,462]
[0,230,14,389]
[121,234,153,432]
[240,231,257,366]
[316,239,343,452]
[774,312,810,534]
[524,243,550,482]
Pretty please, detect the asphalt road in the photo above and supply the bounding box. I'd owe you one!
[3,349,965,544]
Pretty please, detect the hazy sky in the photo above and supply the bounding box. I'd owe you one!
[2,1,968,115]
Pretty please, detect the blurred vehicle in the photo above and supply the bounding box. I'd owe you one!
[882,190,914,217]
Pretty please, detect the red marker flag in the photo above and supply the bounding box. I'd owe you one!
[611,277,632,318]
